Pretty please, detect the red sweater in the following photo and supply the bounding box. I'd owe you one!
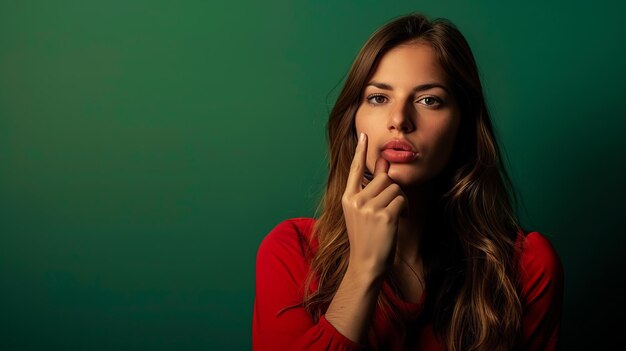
[253,218,564,350]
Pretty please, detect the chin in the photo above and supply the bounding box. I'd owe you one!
[389,172,424,188]
[388,169,425,188]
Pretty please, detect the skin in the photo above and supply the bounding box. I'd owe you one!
[325,41,461,343]
[355,41,461,266]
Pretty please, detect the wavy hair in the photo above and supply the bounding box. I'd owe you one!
[302,13,523,351]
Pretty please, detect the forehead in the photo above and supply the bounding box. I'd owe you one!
[369,42,447,86]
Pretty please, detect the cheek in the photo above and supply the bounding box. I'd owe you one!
[439,123,459,147]
[426,120,459,161]
[354,109,371,135]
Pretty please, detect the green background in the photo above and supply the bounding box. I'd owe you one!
[1,0,624,349]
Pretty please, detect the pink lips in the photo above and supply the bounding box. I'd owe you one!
[381,139,419,163]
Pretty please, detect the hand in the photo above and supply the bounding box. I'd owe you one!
[342,133,408,278]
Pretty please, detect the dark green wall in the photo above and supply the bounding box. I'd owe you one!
[1,0,624,349]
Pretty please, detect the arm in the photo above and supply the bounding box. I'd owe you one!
[324,264,384,345]
[519,232,565,351]
[328,131,407,343]
[254,134,405,349]
[252,219,367,351]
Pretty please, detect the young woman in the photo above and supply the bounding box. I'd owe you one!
[253,13,563,351]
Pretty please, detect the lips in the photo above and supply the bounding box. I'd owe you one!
[381,139,419,163]
[382,139,417,152]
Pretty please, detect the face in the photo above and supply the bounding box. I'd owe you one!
[355,42,461,189]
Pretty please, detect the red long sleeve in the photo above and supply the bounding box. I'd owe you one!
[252,218,564,350]
[518,232,564,351]
[253,218,363,350]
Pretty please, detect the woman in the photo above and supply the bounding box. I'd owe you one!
[253,13,563,351]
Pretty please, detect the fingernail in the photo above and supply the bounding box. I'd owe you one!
[359,133,364,143]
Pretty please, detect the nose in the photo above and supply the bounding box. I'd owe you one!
[387,100,415,133]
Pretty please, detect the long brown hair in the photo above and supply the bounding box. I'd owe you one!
[303,13,523,351]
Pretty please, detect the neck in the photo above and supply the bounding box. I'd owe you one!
[395,183,435,266]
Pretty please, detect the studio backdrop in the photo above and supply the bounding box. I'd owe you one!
[1,0,624,349]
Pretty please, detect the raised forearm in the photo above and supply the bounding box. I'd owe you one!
[324,264,384,344]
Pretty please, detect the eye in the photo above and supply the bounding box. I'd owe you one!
[365,94,388,105]
[417,96,442,107]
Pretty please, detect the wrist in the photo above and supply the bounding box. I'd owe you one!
[345,261,387,287]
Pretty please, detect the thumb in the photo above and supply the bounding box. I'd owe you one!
[373,156,389,177]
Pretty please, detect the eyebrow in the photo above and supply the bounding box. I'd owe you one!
[366,81,450,94]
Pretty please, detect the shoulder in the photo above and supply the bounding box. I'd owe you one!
[256,217,317,265]
[517,231,564,301]
[519,231,563,277]
[516,231,564,348]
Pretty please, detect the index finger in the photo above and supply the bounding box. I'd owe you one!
[346,132,368,195]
